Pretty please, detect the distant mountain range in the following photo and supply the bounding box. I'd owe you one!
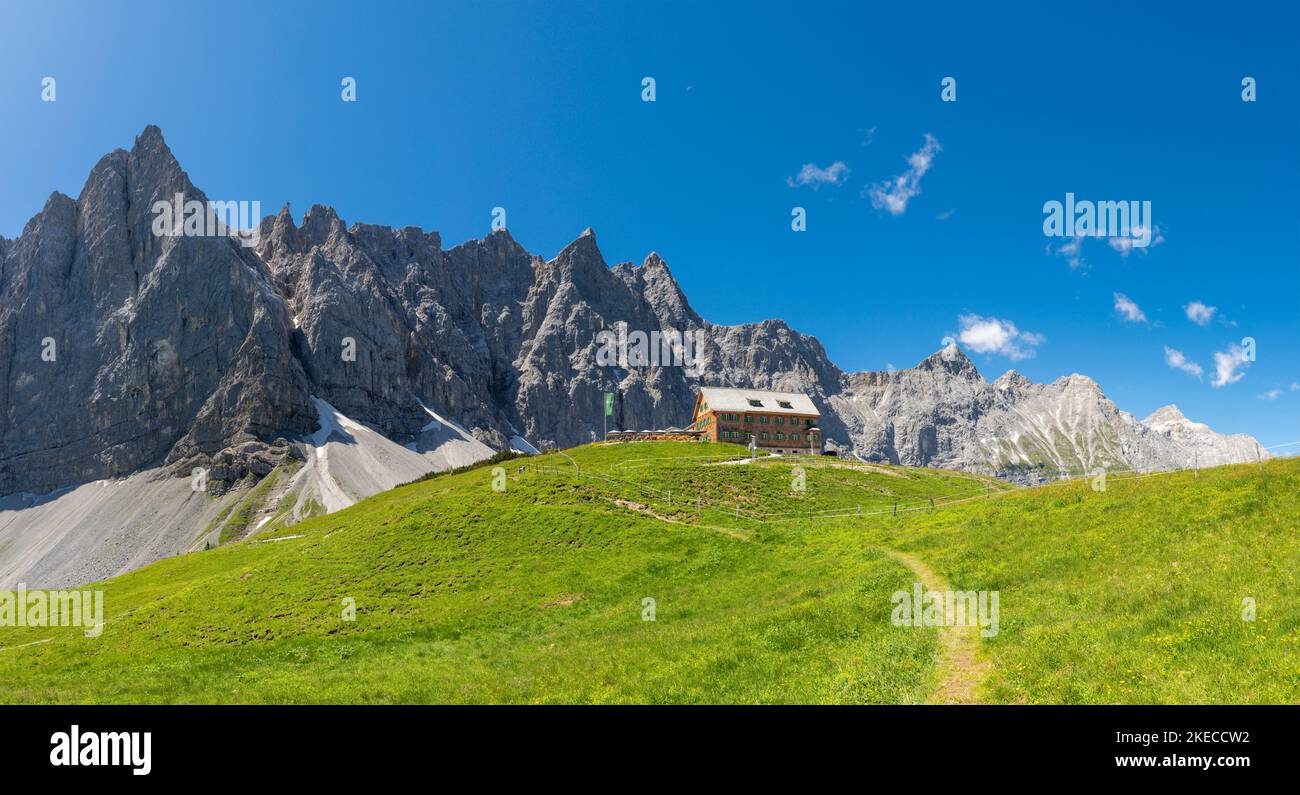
[830,345,1265,479]
[0,126,1266,585]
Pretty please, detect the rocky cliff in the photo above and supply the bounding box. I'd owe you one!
[0,126,316,497]
[1,126,1267,504]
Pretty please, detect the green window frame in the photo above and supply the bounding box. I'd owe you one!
[790,433,800,442]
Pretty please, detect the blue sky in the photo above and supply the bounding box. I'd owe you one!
[2,1,1297,447]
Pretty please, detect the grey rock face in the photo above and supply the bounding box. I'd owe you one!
[1138,405,1266,469]
[0,126,315,496]
[256,211,846,452]
[0,127,1269,504]
[259,205,544,448]
[833,344,1267,481]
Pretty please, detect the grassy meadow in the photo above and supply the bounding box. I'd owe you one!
[0,440,1294,704]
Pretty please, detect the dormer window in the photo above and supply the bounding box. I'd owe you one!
[747,399,763,408]
[777,400,793,409]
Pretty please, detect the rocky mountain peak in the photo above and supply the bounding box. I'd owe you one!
[610,251,701,328]
[1055,373,1103,395]
[993,370,1032,391]
[916,343,983,381]
[0,125,317,497]
[257,204,300,259]
[1143,404,1211,434]
[125,124,190,198]
[128,124,175,173]
[1144,404,1187,424]
[559,226,600,256]
[544,227,618,300]
[299,204,347,247]
[36,190,77,226]
[133,123,168,150]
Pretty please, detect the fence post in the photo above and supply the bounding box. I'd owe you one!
[893,499,897,516]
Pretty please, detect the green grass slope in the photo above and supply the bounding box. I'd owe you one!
[0,443,981,703]
[862,461,1300,703]
[0,441,1294,704]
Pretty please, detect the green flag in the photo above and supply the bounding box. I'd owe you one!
[604,393,614,416]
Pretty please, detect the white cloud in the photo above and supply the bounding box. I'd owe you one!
[868,134,941,215]
[1258,389,1283,401]
[787,161,849,189]
[1163,346,1203,380]
[935,208,955,221]
[1184,300,1217,326]
[1211,343,1251,387]
[1051,235,1086,269]
[1113,293,1147,323]
[1292,382,1300,391]
[956,314,1044,360]
[1051,225,1164,269]
[1107,223,1165,256]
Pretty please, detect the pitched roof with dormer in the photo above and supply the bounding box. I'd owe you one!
[695,387,820,417]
